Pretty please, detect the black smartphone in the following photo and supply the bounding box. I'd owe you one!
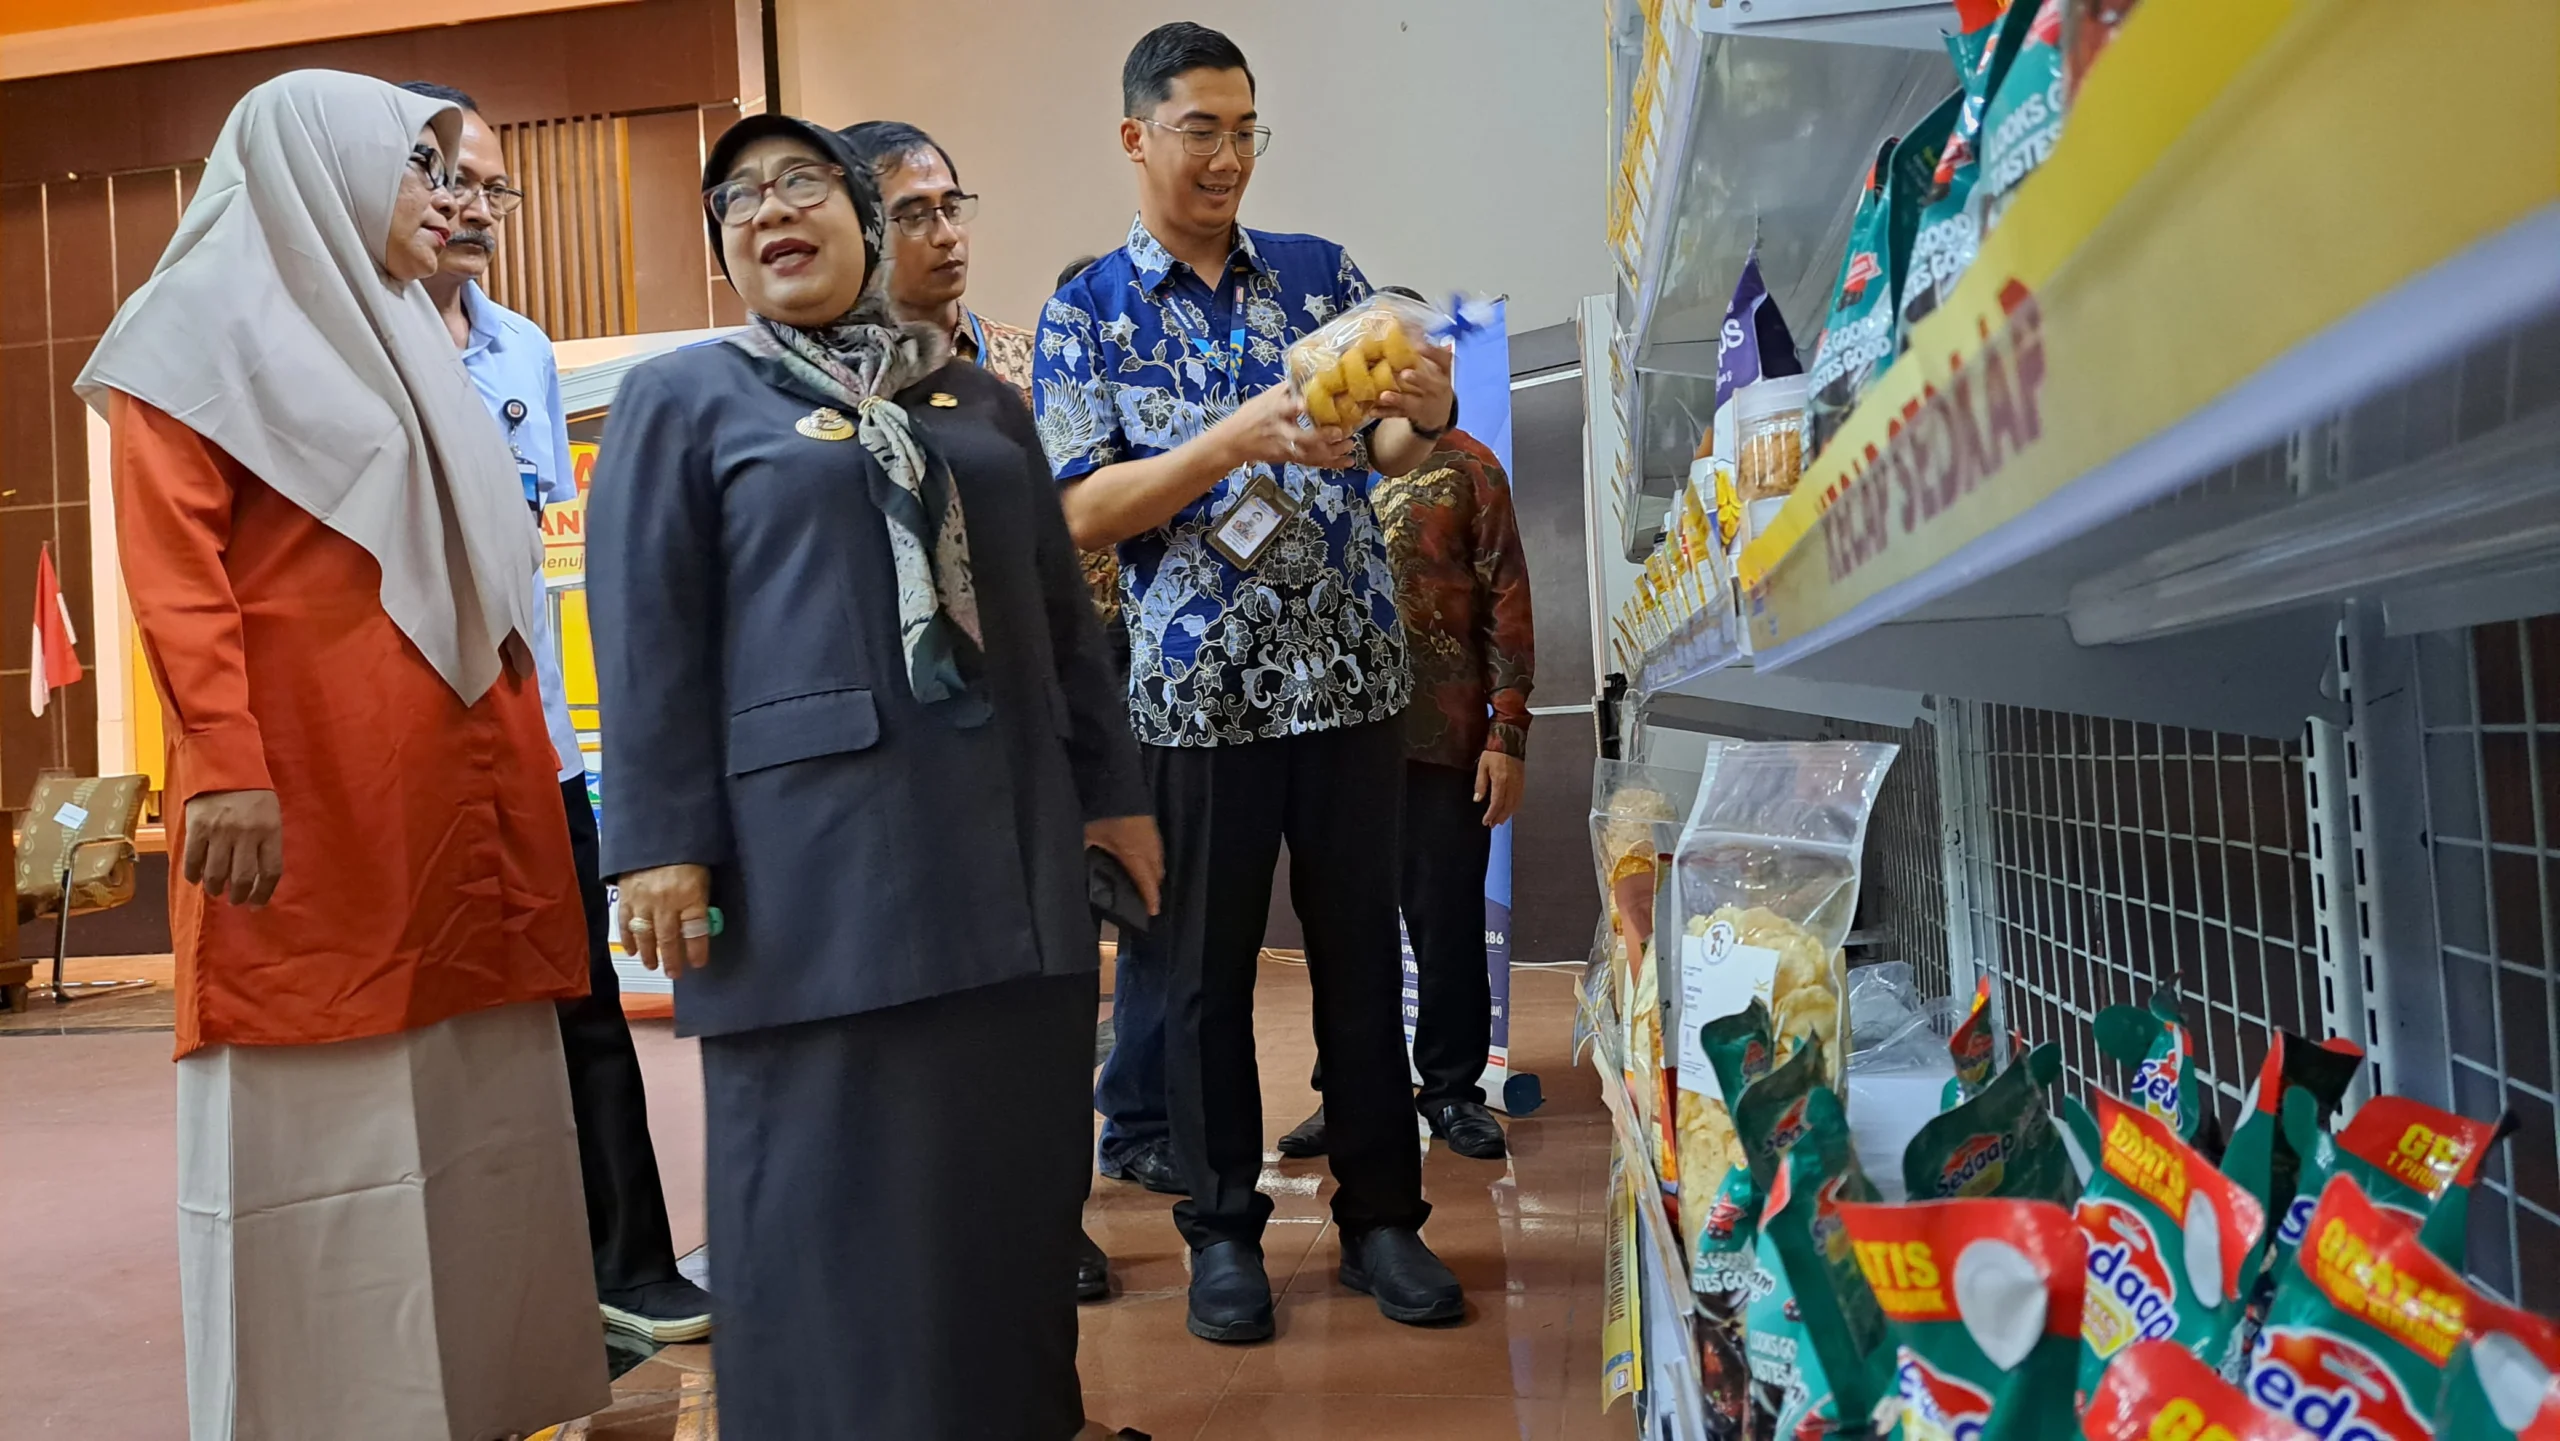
[1086,846,1151,936]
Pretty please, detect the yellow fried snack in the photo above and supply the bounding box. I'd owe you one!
[1302,379,1344,427]
[1370,358,1398,396]
[1336,346,1380,406]
[1676,1089,1747,1262]
[1373,311,1420,372]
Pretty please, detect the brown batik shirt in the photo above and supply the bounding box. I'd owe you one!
[959,308,1121,626]
[1370,428,1535,769]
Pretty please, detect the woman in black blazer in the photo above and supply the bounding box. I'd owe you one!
[587,113,1160,1440]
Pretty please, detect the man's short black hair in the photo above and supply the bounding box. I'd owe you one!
[1056,255,1099,289]
[1377,285,1426,304]
[396,81,480,114]
[839,120,960,191]
[1122,22,1254,117]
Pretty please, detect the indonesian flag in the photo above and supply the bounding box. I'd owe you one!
[30,541,81,716]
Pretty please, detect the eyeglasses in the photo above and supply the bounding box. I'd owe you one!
[451,178,526,219]
[703,163,843,227]
[888,194,979,238]
[1137,119,1272,159]
[407,145,453,194]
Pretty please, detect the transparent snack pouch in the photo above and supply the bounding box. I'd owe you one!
[2247,1173,2501,1441]
[2081,1339,2314,1441]
[2074,1093,2268,1397]
[1284,291,1449,432]
[1839,1195,2088,1441]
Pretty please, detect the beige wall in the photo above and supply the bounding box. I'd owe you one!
[775,0,1608,338]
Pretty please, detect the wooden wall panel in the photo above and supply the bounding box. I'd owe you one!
[109,168,182,304]
[626,107,711,333]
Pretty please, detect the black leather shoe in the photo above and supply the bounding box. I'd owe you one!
[1339,1227,1464,1325]
[1098,1138,1188,1196]
[1426,1100,1508,1160]
[1077,1228,1110,1302]
[1186,1240,1275,1343]
[1276,1105,1328,1158]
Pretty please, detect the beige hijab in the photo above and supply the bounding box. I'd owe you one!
[76,69,536,705]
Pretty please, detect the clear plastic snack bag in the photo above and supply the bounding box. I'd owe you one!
[1285,291,1450,431]
[1590,758,1704,1184]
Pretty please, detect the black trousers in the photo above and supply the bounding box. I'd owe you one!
[556,775,683,1297]
[1402,759,1496,1109]
[1306,759,1496,1108]
[1154,722,1430,1252]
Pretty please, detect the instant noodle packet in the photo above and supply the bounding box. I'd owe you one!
[1904,1040,2079,1203]
[2076,1093,2268,1395]
[2439,1310,2560,1441]
[2081,1339,2313,1441]
[2096,992,2206,1147]
[1685,1002,1779,1300]
[1840,1196,2087,1441]
[2247,1174,2495,1441]
[1755,1079,1892,1437]
[2282,1094,2503,1272]
[1942,976,1997,1112]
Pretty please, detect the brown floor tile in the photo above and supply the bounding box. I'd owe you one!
[1227,1292,1576,1399]
[1557,1397,1640,1440]
[1083,1389,1221,1441]
[1076,1294,1252,1394]
[1200,1392,1564,1440]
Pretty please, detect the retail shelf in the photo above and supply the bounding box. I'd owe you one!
[1698,0,1957,51]
[1734,0,2560,674]
[1631,594,1747,698]
[1615,25,1953,559]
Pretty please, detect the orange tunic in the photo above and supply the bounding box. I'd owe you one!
[110,392,588,1058]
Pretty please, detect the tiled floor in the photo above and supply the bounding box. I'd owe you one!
[1,956,1631,1440]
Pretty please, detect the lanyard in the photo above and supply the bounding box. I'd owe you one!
[963,309,991,368]
[1184,280,1248,388]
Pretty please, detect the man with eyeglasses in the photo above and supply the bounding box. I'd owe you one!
[1031,22,1465,1345]
[398,81,715,1349]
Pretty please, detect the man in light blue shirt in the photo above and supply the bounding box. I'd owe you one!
[403,82,712,1347]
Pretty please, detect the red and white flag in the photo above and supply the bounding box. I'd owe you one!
[30,541,82,716]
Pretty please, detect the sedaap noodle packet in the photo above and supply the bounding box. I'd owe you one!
[1904,1040,2081,1204]
[1839,1195,2088,1441]
[2095,992,2209,1150]
[2439,1308,2560,1441]
[2081,1339,2312,1441]
[2279,1093,2505,1275]
[2075,1093,2268,1396]
[1940,976,1997,1112]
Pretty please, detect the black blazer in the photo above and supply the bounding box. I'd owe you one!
[587,343,1147,1037]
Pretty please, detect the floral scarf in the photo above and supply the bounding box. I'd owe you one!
[728,298,990,726]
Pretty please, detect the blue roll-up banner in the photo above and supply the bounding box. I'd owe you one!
[1399,298,1520,1111]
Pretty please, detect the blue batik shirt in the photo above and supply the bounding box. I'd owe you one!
[1031,216,1410,748]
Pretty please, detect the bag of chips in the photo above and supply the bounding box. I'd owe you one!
[2439,1311,2560,1441]
[2281,1093,2504,1273]
[1284,291,1448,431]
[1591,759,1702,1180]
[1905,1040,2081,1204]
[2095,992,2208,1149]
[2081,1339,2313,1441]
[1804,135,1900,459]
[1977,0,2066,235]
[1751,1076,1892,1437]
[1839,1195,2088,1441]
[1683,1002,1778,1305]
[2075,1093,2268,1395]
[2247,1173,2493,1441]
[1902,0,2037,333]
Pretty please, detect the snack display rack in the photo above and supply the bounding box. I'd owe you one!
[1585,0,2560,1433]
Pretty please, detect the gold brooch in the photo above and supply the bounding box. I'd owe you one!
[928,392,959,408]
[796,407,854,441]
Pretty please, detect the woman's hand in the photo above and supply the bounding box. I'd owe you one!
[183,788,283,907]
[618,863,713,978]
[1084,814,1164,916]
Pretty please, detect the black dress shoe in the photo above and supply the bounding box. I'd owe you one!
[1097,1138,1188,1196]
[1077,1227,1111,1302]
[1186,1240,1274,1343]
[1425,1099,1508,1160]
[1339,1227,1465,1325]
[1276,1105,1328,1158]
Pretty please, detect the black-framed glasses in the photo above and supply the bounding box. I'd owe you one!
[1138,119,1271,159]
[704,163,843,226]
[888,194,979,238]
[407,145,453,194]
[451,178,525,218]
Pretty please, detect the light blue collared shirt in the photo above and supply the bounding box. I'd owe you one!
[456,281,583,784]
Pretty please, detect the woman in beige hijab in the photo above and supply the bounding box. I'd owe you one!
[78,70,606,1440]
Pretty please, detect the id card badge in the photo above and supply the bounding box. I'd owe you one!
[517,454,544,507]
[1206,470,1300,569]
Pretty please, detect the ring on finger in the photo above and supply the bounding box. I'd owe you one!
[628,918,655,933]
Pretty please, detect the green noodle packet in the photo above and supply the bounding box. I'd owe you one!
[1904,1040,2079,1204]
[2073,1092,2268,1398]
[1690,1002,1780,1298]
[1754,1080,1892,1439]
[2093,991,2208,1150]
[1940,976,1996,1113]
[2439,1320,2560,1440]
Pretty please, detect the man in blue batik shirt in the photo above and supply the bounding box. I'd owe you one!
[1032,22,1465,1345]
[402,82,712,1348]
